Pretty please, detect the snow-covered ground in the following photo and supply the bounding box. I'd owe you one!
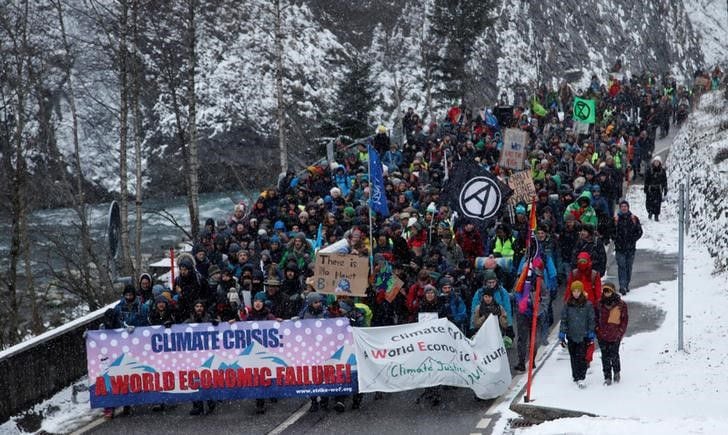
[0,378,101,435]
[498,187,728,434]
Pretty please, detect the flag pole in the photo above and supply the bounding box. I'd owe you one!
[525,275,542,402]
[367,147,375,273]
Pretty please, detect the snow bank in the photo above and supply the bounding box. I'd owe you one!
[666,90,728,270]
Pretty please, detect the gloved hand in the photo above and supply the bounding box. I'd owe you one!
[211,319,220,327]
[126,325,135,334]
[163,321,173,328]
[559,332,566,347]
[586,331,595,342]
[82,330,89,339]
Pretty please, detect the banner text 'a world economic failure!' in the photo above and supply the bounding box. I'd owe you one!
[86,319,356,408]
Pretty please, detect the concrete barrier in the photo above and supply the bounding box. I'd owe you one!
[0,304,114,423]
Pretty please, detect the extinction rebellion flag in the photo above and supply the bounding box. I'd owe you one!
[573,97,596,124]
[440,160,512,226]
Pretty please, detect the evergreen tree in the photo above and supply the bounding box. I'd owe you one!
[332,56,379,139]
[428,0,495,103]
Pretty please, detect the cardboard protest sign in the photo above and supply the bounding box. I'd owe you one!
[86,319,356,408]
[507,170,536,205]
[313,253,369,296]
[499,128,529,170]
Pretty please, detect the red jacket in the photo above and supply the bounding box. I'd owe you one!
[597,297,628,342]
[406,282,427,321]
[564,253,602,306]
[456,228,484,261]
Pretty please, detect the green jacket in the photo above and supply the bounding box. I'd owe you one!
[563,191,598,227]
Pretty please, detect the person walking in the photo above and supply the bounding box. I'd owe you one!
[644,156,667,221]
[613,200,643,294]
[559,281,596,389]
[597,283,628,385]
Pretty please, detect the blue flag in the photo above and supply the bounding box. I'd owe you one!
[367,144,390,217]
[485,110,499,131]
[313,223,323,252]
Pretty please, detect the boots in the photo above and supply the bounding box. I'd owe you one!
[189,402,204,416]
[614,372,621,383]
[351,393,363,410]
[255,399,266,415]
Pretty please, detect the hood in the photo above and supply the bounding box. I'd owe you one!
[138,273,152,288]
[576,190,592,206]
[576,251,593,271]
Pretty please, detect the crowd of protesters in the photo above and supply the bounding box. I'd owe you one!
[101,65,721,417]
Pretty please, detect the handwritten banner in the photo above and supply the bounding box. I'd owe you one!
[313,253,369,296]
[352,317,511,399]
[86,319,356,408]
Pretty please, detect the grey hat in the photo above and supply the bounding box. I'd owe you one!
[306,292,324,304]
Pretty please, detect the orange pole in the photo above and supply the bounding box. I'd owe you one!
[525,276,542,402]
[170,248,175,287]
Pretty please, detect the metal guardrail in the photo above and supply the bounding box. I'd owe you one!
[0,303,114,423]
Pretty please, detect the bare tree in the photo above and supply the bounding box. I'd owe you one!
[117,0,134,276]
[131,0,144,274]
[0,0,32,346]
[186,0,200,240]
[52,0,115,313]
[274,0,287,175]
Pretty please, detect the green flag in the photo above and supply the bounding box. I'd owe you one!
[531,97,548,117]
[573,97,596,124]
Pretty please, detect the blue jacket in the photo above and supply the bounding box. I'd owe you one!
[333,172,352,197]
[471,285,513,329]
[382,150,403,170]
[113,297,150,327]
[441,292,467,329]
[516,255,557,292]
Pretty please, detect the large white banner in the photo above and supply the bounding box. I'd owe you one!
[352,316,511,399]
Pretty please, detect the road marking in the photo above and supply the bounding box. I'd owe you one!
[476,417,492,429]
[267,402,310,435]
[469,433,482,435]
[70,416,107,435]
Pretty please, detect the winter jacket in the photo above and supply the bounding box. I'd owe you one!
[406,282,428,321]
[148,306,176,326]
[514,273,550,318]
[516,255,558,292]
[471,285,513,329]
[440,292,467,329]
[571,237,607,276]
[174,271,211,317]
[613,212,643,252]
[563,191,598,228]
[564,253,602,306]
[298,303,329,320]
[113,297,150,327]
[417,297,449,319]
[473,300,508,331]
[559,226,580,261]
[560,296,595,343]
[382,150,403,170]
[456,228,485,260]
[597,294,628,342]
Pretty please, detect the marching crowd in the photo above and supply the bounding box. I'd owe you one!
[101,66,714,417]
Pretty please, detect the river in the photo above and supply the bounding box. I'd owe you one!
[0,190,250,277]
